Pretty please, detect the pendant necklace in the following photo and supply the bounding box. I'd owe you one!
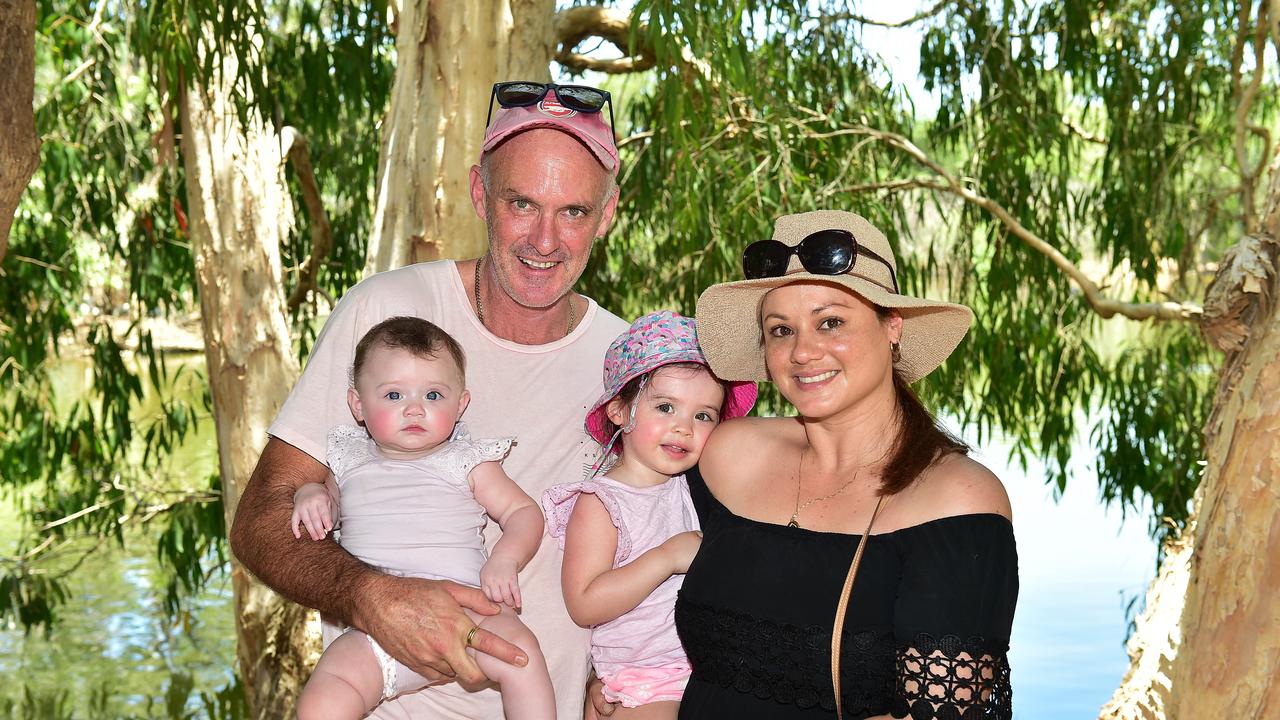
[474,256,576,337]
[788,450,861,529]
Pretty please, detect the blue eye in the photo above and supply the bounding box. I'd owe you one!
[656,402,674,413]
[425,390,442,401]
[385,391,402,400]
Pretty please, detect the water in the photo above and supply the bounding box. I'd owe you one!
[0,354,236,717]
[980,435,1157,719]
[1,358,1158,718]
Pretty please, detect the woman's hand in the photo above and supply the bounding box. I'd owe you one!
[658,530,703,574]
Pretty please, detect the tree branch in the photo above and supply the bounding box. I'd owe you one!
[799,121,1204,322]
[1230,0,1271,226]
[553,6,654,74]
[813,0,950,28]
[281,127,332,312]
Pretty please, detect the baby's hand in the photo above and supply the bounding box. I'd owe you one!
[291,483,337,541]
[479,556,522,608]
[660,530,703,575]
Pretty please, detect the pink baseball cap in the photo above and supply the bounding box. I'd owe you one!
[481,91,619,174]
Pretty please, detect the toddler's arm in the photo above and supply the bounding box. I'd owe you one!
[290,475,341,541]
[560,492,700,628]
[471,461,544,608]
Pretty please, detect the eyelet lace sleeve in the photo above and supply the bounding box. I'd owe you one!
[890,634,1011,720]
[431,422,514,489]
[326,425,375,482]
[889,515,1018,720]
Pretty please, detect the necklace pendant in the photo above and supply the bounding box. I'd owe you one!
[787,517,800,529]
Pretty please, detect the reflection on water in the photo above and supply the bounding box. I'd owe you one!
[1,353,235,717]
[0,530,237,716]
[1,357,1159,718]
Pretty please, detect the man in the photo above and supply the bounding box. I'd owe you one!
[230,81,629,719]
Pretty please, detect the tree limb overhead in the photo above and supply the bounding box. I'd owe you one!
[553,5,654,74]
[803,121,1205,322]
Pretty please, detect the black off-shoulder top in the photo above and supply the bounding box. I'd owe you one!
[675,467,1019,720]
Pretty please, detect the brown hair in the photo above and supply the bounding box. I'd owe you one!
[352,316,467,386]
[874,306,969,495]
[599,362,729,452]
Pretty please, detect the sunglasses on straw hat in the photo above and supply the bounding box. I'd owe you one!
[742,229,899,293]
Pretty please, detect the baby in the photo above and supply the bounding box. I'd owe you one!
[290,316,553,720]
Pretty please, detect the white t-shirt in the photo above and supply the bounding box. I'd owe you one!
[268,260,629,719]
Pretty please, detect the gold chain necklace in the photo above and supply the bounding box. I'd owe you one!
[788,450,861,529]
[473,256,575,337]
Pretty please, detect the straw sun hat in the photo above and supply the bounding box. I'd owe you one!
[694,210,974,384]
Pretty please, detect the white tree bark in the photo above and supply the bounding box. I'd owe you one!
[1103,147,1280,719]
[365,0,556,273]
[0,0,40,263]
[179,49,315,719]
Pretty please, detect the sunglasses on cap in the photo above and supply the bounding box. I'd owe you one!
[486,81,615,132]
[742,229,899,293]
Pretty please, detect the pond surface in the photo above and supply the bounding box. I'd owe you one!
[1,355,235,718]
[1,359,1157,718]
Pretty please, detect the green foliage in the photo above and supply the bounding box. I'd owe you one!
[4,0,1278,710]
[576,0,1276,540]
[2,0,391,646]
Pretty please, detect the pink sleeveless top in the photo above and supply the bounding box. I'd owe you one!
[543,474,699,680]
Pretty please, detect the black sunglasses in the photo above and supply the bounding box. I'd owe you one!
[486,81,615,133]
[742,229,899,293]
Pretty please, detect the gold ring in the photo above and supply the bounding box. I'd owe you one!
[464,625,480,648]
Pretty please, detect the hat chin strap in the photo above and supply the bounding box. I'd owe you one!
[620,374,649,434]
[587,374,649,479]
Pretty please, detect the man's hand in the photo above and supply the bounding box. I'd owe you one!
[290,483,337,540]
[354,573,529,685]
[479,556,522,608]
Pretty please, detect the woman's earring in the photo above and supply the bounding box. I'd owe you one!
[891,341,902,363]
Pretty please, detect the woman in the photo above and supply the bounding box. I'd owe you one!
[676,210,1018,719]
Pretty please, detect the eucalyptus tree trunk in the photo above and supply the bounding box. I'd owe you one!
[1102,150,1280,718]
[179,53,314,719]
[364,0,555,273]
[0,0,40,263]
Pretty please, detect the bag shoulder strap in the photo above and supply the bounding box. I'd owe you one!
[832,495,884,719]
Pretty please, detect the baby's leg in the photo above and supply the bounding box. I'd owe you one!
[465,607,555,720]
[611,701,680,720]
[296,630,385,720]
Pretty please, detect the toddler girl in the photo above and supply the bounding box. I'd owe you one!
[290,316,553,720]
[542,311,756,719]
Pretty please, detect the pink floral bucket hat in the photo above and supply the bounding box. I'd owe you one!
[585,310,758,450]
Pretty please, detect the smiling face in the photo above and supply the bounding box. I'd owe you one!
[347,344,471,459]
[759,281,903,420]
[470,128,619,311]
[607,364,727,485]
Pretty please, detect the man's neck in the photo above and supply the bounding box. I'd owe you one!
[461,258,579,345]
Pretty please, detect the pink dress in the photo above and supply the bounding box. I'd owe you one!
[543,474,699,707]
